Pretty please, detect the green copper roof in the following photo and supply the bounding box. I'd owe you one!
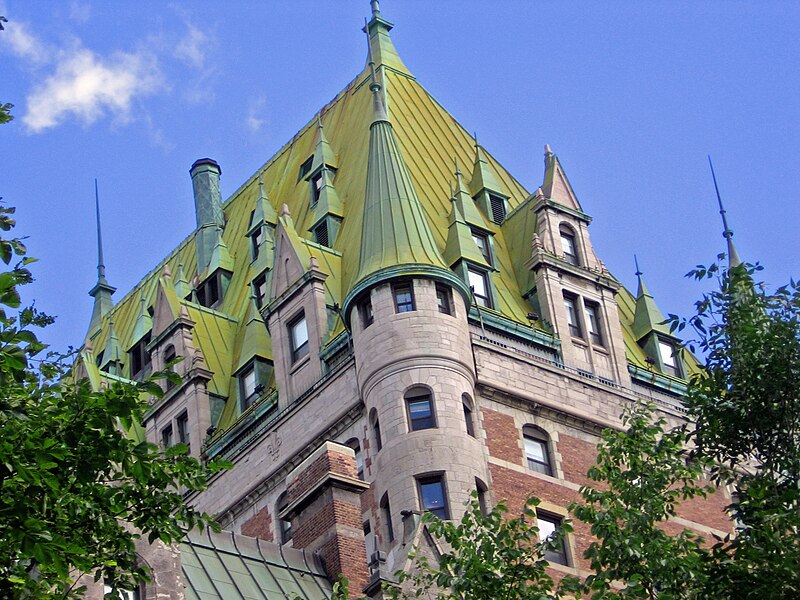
[250,175,278,228]
[206,237,234,275]
[632,267,671,340]
[454,160,490,231]
[310,118,338,174]
[365,3,410,76]
[471,142,504,197]
[235,296,272,373]
[100,318,124,371]
[180,528,332,600]
[174,263,191,300]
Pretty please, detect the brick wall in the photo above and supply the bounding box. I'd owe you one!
[241,506,274,541]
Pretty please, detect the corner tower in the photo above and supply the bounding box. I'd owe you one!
[341,13,490,553]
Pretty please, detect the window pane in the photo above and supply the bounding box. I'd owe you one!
[469,270,491,308]
[659,340,676,367]
[242,367,256,399]
[538,515,568,565]
[564,296,581,337]
[436,285,452,315]
[290,316,309,361]
[472,231,492,266]
[584,304,603,345]
[394,285,415,312]
[561,232,578,265]
[419,478,449,519]
[408,396,435,430]
[524,432,551,475]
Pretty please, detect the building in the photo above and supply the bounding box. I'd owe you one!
[76,3,732,598]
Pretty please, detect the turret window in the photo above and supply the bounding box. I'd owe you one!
[658,339,681,378]
[436,284,453,315]
[406,387,436,431]
[359,297,374,328]
[489,193,506,224]
[370,408,382,452]
[563,294,582,337]
[289,313,309,362]
[584,302,604,346]
[560,226,579,266]
[380,493,394,542]
[393,283,415,313]
[468,268,492,308]
[417,475,450,520]
[462,394,476,437]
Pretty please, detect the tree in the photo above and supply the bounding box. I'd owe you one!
[0,204,230,598]
[674,261,800,597]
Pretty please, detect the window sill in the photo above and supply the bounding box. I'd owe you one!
[289,354,310,374]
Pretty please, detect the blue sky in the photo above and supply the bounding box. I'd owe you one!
[1,1,798,354]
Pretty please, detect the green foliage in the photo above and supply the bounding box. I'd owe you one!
[388,496,580,600]
[570,402,711,599]
[673,262,800,597]
[0,207,230,598]
[0,102,12,125]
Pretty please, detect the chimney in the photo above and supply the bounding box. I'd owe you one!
[190,158,224,274]
[283,441,370,598]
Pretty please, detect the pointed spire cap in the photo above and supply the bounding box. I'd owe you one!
[101,318,124,369]
[250,174,278,228]
[708,156,742,268]
[235,295,272,372]
[131,295,153,345]
[632,257,671,340]
[87,179,116,337]
[363,0,411,76]
[311,115,338,174]
[313,165,344,222]
[541,144,583,212]
[471,138,504,197]
[443,193,492,268]
[206,236,234,274]
[174,263,191,299]
[454,157,490,230]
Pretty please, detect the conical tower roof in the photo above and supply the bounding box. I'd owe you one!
[632,257,671,340]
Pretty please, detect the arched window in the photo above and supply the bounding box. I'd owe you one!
[369,408,382,452]
[276,491,292,544]
[462,394,476,437]
[380,492,394,543]
[405,386,436,431]
[559,224,579,266]
[345,437,364,480]
[523,425,553,476]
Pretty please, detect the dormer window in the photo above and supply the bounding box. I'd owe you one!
[250,226,263,262]
[314,221,329,247]
[311,172,323,206]
[129,333,151,378]
[196,270,230,309]
[584,302,603,346]
[560,226,579,266]
[489,193,506,224]
[468,268,492,308]
[238,358,272,411]
[252,272,268,309]
[658,339,681,378]
[297,156,313,181]
[471,229,493,266]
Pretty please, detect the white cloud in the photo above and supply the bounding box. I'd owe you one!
[69,1,91,24]
[245,96,268,134]
[2,20,49,64]
[22,48,162,133]
[175,23,208,69]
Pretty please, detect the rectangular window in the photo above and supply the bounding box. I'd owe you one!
[177,412,190,452]
[393,283,415,313]
[253,272,268,309]
[563,295,582,337]
[130,333,152,378]
[311,172,323,206]
[489,193,506,224]
[524,427,552,476]
[436,284,453,315]
[471,229,492,266]
[381,494,394,542]
[250,227,263,262]
[538,513,568,565]
[406,390,435,431]
[468,269,492,308]
[289,314,309,362]
[359,298,374,328]
[240,364,258,410]
[161,424,174,449]
[197,272,222,308]
[658,339,680,377]
[584,302,603,346]
[418,475,450,520]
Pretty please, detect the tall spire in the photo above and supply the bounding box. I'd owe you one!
[708,156,742,268]
[366,22,389,124]
[87,179,115,338]
[363,0,410,76]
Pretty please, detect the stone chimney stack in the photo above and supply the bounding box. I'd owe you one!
[190,158,225,274]
[283,441,370,598]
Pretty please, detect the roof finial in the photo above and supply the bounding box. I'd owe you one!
[95,179,106,283]
[634,254,642,278]
[708,155,742,267]
[365,17,388,123]
[370,0,381,19]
